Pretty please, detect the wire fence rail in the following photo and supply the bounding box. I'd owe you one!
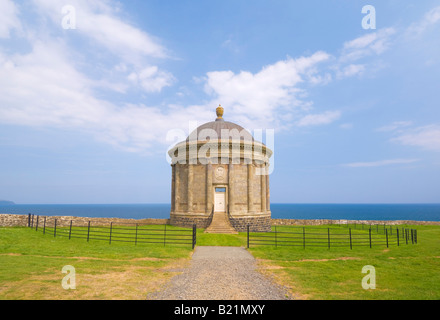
[28,214,196,249]
[247,224,418,249]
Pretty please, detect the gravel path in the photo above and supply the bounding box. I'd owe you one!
[148,246,291,300]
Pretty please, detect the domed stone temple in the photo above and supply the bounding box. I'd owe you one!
[168,105,273,232]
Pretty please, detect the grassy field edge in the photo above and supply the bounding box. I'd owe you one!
[1,224,439,300]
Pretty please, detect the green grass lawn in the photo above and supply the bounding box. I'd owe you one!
[0,226,193,300]
[196,230,246,247]
[248,224,440,300]
[1,224,439,300]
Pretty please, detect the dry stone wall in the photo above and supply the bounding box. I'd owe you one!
[169,215,211,228]
[230,215,271,232]
[1,213,439,228]
[0,214,29,227]
[0,214,169,228]
[271,218,440,226]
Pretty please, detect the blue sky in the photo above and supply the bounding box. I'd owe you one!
[0,0,439,204]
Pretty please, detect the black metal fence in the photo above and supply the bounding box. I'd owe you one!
[28,214,196,249]
[247,224,418,249]
[339,222,406,235]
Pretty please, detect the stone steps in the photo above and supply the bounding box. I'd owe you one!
[205,212,238,234]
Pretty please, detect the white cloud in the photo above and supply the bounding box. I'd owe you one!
[0,0,210,155]
[425,6,440,24]
[376,121,413,132]
[329,28,396,81]
[0,40,108,127]
[339,123,353,130]
[0,0,21,38]
[0,7,341,155]
[31,0,174,94]
[336,64,365,79]
[343,159,420,168]
[0,39,209,153]
[391,125,440,152]
[406,6,440,36]
[296,111,341,127]
[204,51,332,128]
[0,10,190,154]
[344,33,377,50]
[128,66,176,93]
[377,121,440,152]
[340,28,396,62]
[34,0,168,62]
[221,37,242,54]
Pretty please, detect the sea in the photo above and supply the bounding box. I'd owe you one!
[1,203,440,221]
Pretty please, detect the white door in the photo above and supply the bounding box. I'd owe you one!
[214,191,226,212]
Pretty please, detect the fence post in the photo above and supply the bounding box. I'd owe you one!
[303,227,306,249]
[405,229,408,245]
[31,214,34,228]
[135,223,138,246]
[414,229,418,244]
[247,224,250,249]
[349,228,352,250]
[28,214,31,227]
[43,217,46,235]
[328,228,330,249]
[411,229,414,244]
[69,220,72,240]
[164,224,167,247]
[369,228,372,248]
[386,229,389,248]
[109,222,113,245]
[192,224,196,249]
[87,221,90,242]
[54,219,57,237]
[397,228,399,246]
[36,216,39,231]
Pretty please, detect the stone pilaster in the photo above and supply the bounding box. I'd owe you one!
[171,164,175,213]
[228,163,234,214]
[206,161,213,214]
[266,168,271,213]
[260,164,267,214]
[188,164,194,213]
[247,163,255,213]
[175,165,180,212]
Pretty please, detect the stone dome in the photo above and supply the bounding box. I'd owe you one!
[186,105,254,142]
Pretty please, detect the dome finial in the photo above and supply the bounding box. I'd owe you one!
[216,104,224,120]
